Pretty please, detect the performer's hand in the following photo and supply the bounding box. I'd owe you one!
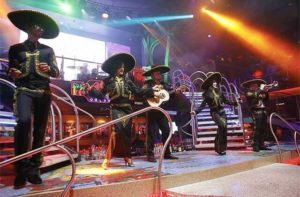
[259,84,266,91]
[8,68,22,79]
[154,91,161,97]
[39,63,50,73]
[190,111,196,116]
[152,85,160,92]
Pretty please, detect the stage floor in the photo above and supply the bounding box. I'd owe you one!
[0,144,298,197]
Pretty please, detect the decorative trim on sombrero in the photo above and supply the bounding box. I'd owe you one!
[101,53,135,76]
[241,79,266,88]
[201,72,222,90]
[143,65,170,76]
[7,10,59,39]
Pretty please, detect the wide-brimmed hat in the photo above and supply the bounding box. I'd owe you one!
[241,79,266,88]
[7,10,59,39]
[102,53,135,76]
[201,72,222,90]
[143,65,170,76]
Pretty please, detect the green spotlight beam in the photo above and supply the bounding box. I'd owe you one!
[109,14,194,26]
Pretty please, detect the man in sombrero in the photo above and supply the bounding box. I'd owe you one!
[142,65,182,162]
[86,53,158,169]
[192,72,238,155]
[7,10,60,188]
[241,79,271,152]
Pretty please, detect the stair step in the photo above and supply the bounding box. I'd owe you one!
[41,153,78,168]
[0,154,14,161]
[0,137,13,144]
[195,143,246,149]
[0,118,16,126]
[197,129,244,135]
[198,125,242,130]
[196,112,235,116]
[0,111,14,117]
[197,120,240,125]
[197,136,245,142]
[197,115,239,120]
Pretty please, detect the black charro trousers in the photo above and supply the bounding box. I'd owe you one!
[251,109,268,148]
[147,111,171,156]
[211,109,227,153]
[14,90,51,175]
[105,106,133,160]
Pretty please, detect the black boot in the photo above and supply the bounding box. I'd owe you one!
[253,146,260,152]
[14,173,27,189]
[217,151,226,156]
[27,174,42,184]
[164,154,178,160]
[259,146,271,150]
[147,154,157,162]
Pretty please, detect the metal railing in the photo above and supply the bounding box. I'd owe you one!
[0,106,172,197]
[172,69,196,148]
[269,112,300,162]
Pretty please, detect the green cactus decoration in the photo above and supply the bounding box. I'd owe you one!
[142,35,159,67]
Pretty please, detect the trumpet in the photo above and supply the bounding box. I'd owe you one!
[262,81,278,91]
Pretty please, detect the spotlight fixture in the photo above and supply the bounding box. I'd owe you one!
[102,11,109,19]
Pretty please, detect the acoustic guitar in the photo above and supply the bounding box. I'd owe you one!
[147,85,187,107]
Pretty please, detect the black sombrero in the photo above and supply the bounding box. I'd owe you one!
[101,53,135,76]
[201,72,222,90]
[7,10,59,39]
[143,65,170,76]
[240,79,266,88]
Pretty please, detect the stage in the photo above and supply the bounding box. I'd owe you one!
[0,144,299,197]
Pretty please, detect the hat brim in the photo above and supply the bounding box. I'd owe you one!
[241,79,266,88]
[8,10,59,39]
[201,72,222,90]
[143,65,170,76]
[101,53,135,76]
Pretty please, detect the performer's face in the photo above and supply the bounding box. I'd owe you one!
[250,83,258,90]
[116,63,125,77]
[212,81,218,88]
[152,71,162,81]
[28,24,44,39]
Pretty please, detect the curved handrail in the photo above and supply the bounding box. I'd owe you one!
[50,84,80,152]
[50,105,56,143]
[294,131,300,156]
[55,145,76,197]
[51,93,96,126]
[269,112,300,162]
[221,77,233,95]
[220,85,229,95]
[190,71,207,80]
[0,106,172,197]
[0,78,16,89]
[171,70,196,148]
[52,101,63,140]
[229,82,239,95]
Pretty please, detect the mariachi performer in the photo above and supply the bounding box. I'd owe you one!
[86,53,158,169]
[7,10,60,188]
[241,79,272,152]
[192,72,237,155]
[142,65,182,162]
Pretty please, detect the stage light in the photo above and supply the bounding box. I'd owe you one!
[202,8,299,77]
[102,11,109,19]
[108,14,194,26]
[60,3,72,14]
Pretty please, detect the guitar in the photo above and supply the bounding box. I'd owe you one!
[147,85,187,107]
